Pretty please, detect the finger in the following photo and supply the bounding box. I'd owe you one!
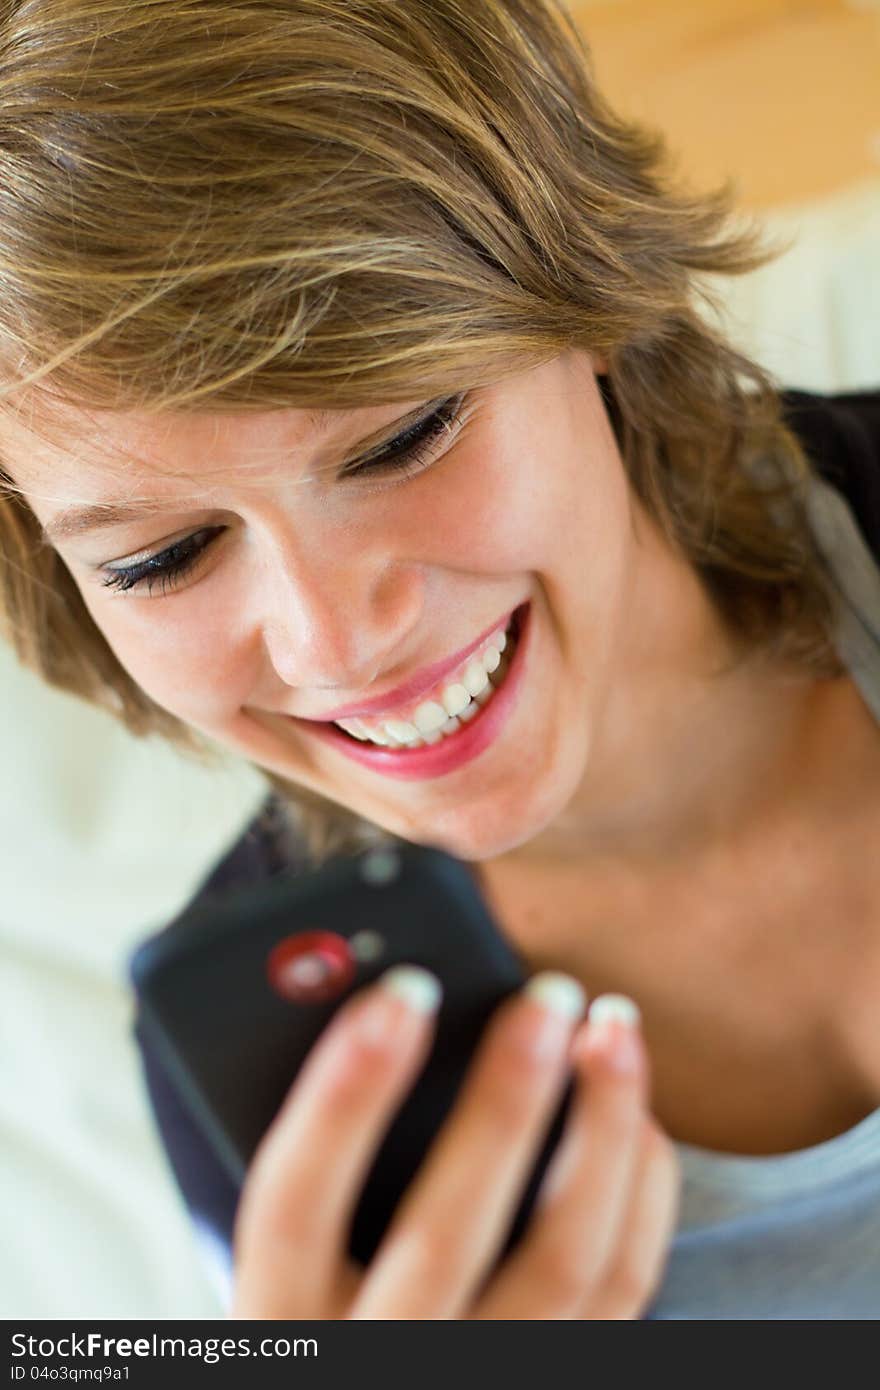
[348,971,588,1320]
[472,993,647,1320]
[585,1120,681,1319]
[231,965,442,1318]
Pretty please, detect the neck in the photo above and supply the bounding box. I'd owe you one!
[501,504,833,875]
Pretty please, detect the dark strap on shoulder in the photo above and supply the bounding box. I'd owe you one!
[781,388,880,564]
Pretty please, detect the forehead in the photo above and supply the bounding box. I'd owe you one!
[0,391,442,542]
[0,402,383,538]
[1,400,340,486]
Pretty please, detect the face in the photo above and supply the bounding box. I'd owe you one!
[8,351,641,861]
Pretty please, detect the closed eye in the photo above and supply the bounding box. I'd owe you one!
[341,393,467,479]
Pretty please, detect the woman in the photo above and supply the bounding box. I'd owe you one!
[0,0,877,1319]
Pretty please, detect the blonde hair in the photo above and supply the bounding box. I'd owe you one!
[0,0,841,861]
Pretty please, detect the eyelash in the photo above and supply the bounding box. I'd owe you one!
[100,394,468,597]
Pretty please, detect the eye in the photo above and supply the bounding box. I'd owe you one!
[101,526,224,596]
[99,393,469,596]
[342,393,467,481]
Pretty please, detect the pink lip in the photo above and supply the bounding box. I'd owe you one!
[304,604,519,722]
[297,601,532,781]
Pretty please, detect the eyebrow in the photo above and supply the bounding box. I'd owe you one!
[44,499,185,543]
[40,401,435,544]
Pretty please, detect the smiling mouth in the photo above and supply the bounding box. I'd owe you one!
[325,605,524,752]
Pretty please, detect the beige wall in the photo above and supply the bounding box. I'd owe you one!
[570,0,880,208]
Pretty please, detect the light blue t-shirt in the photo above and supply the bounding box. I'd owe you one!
[646,473,880,1320]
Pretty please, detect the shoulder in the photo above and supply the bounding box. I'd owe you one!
[780,387,880,558]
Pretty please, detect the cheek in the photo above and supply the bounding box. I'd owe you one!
[403,433,583,576]
[80,585,254,725]
[420,405,631,609]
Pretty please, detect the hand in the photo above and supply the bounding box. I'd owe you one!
[231,968,680,1320]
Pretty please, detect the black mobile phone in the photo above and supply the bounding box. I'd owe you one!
[130,841,574,1269]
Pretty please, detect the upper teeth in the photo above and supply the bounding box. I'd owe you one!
[335,622,512,747]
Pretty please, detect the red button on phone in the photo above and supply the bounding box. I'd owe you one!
[267,930,356,1003]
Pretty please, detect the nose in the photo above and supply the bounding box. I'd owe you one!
[258,530,424,697]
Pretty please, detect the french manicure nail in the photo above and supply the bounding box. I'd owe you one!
[524,971,588,1060]
[524,970,588,1019]
[357,966,443,1047]
[586,993,642,1072]
[379,965,443,1013]
[588,993,641,1031]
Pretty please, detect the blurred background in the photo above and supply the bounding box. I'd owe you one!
[2,0,878,1318]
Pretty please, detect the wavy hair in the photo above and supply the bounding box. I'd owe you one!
[0,0,841,860]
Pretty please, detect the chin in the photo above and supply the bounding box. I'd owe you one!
[384,779,574,863]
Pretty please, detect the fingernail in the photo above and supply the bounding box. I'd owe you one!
[524,970,588,1020]
[588,994,641,1031]
[378,965,443,1014]
[586,993,642,1072]
[523,972,587,1059]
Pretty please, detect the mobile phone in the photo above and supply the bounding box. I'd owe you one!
[130,841,574,1269]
